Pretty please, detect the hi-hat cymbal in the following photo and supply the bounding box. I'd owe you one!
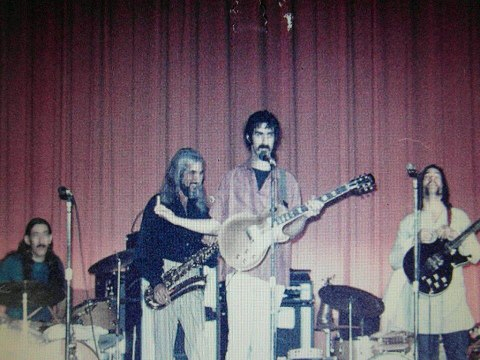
[88,249,134,275]
[0,281,65,307]
[318,285,385,318]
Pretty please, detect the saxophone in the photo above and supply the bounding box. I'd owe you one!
[143,243,218,310]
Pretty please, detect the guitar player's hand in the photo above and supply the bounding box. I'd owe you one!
[153,283,171,305]
[419,229,435,244]
[435,225,458,241]
[305,198,324,218]
[202,235,217,246]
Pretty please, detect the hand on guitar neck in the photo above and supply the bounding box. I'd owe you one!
[282,197,324,238]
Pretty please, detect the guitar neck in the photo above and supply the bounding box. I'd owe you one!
[272,183,353,227]
[450,218,480,250]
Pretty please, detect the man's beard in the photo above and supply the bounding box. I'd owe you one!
[424,186,442,197]
[180,183,200,199]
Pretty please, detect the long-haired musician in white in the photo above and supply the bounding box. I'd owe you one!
[387,164,480,359]
[134,148,217,360]
[155,111,323,359]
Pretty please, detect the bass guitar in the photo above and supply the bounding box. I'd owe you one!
[144,243,218,310]
[403,218,480,295]
[218,174,375,271]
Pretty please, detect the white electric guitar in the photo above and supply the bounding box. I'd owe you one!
[218,174,375,271]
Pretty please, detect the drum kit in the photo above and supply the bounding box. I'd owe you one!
[0,249,134,360]
[316,284,413,360]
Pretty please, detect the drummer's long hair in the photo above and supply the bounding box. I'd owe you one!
[17,218,65,293]
[160,148,209,215]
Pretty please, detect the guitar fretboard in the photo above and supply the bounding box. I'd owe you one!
[272,184,351,226]
[450,219,480,250]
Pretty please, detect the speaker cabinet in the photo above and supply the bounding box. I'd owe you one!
[276,270,314,358]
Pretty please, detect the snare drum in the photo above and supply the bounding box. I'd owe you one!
[369,353,412,359]
[73,299,116,331]
[371,331,412,355]
[334,336,374,360]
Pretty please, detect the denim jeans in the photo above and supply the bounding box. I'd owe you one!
[418,331,469,360]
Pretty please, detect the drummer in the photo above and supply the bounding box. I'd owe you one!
[0,218,66,323]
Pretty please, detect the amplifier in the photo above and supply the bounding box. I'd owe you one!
[276,269,314,358]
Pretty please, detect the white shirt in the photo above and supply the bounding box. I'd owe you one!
[385,207,480,334]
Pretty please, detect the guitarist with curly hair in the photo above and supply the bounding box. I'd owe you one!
[155,111,326,360]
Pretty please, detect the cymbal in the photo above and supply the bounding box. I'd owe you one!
[318,285,384,318]
[88,249,134,274]
[0,281,65,307]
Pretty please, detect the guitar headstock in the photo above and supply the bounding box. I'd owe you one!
[349,173,376,195]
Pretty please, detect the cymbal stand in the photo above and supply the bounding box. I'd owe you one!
[22,289,28,335]
[323,328,332,358]
[348,298,353,360]
[115,256,122,360]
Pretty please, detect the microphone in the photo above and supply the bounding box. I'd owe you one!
[58,186,74,201]
[259,150,276,167]
[406,163,418,178]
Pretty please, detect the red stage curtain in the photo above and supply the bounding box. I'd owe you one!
[1,0,479,331]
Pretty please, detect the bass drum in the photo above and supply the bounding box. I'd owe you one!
[370,353,412,360]
[37,340,99,360]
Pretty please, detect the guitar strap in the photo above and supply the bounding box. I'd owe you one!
[447,207,452,227]
[278,168,287,208]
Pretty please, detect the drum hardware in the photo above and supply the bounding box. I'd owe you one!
[41,339,100,360]
[318,284,384,360]
[286,347,323,359]
[88,250,134,275]
[0,280,64,336]
[318,285,384,321]
[370,331,413,355]
[88,250,134,360]
[369,354,411,359]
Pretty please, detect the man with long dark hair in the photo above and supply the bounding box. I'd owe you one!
[154,111,324,359]
[0,217,65,323]
[134,148,217,359]
[389,164,480,359]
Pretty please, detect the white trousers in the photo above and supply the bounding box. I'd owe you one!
[141,261,207,360]
[225,272,285,360]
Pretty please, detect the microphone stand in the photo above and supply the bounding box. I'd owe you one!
[115,257,121,360]
[269,162,278,360]
[408,170,420,360]
[60,192,75,360]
